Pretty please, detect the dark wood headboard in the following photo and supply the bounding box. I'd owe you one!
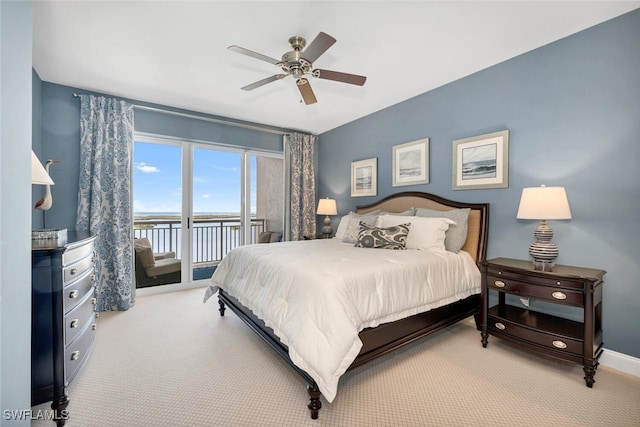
[355,192,489,266]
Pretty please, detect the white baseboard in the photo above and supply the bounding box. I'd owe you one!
[600,348,640,378]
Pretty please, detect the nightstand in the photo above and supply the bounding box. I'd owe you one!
[480,257,606,387]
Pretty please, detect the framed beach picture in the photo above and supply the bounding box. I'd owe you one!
[392,138,429,187]
[351,158,377,197]
[452,130,509,190]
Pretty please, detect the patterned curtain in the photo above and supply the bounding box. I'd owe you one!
[289,132,317,240]
[76,95,134,311]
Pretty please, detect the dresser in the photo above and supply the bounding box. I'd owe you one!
[32,232,97,425]
[480,257,605,387]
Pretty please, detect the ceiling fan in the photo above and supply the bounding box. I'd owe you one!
[228,32,367,105]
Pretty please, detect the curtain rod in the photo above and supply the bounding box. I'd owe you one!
[72,93,289,136]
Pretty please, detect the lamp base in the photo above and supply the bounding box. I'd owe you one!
[532,260,555,271]
[321,215,333,237]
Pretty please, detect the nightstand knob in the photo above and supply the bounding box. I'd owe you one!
[552,340,567,349]
[69,290,79,299]
[495,322,506,330]
[70,319,80,328]
[552,291,567,300]
[494,280,506,288]
[70,351,80,361]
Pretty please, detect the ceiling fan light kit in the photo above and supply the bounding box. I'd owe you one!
[229,32,367,105]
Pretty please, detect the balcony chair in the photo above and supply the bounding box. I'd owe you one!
[134,238,181,288]
[258,231,282,243]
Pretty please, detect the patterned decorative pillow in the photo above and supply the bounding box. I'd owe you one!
[355,221,411,250]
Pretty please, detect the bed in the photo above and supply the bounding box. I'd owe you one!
[205,191,489,419]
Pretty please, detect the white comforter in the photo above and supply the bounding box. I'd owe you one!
[205,238,480,402]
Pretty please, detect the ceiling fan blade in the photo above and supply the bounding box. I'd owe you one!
[301,32,336,64]
[313,69,367,86]
[296,78,317,105]
[241,74,287,91]
[228,45,281,65]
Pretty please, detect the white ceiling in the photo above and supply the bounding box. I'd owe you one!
[33,1,640,135]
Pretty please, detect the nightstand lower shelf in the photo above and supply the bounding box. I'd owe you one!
[487,305,587,364]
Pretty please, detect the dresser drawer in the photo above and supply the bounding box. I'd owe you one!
[63,253,94,285]
[65,292,96,346]
[487,274,583,306]
[488,314,583,355]
[63,241,95,266]
[65,321,96,385]
[63,268,95,313]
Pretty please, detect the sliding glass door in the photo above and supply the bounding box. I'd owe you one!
[133,136,283,289]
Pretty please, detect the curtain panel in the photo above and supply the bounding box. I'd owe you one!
[289,132,317,240]
[76,95,134,311]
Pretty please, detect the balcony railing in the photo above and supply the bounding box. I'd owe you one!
[133,216,265,266]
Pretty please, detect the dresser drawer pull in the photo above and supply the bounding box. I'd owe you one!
[70,351,80,361]
[70,268,78,276]
[92,323,97,331]
[494,280,506,288]
[69,290,79,299]
[552,340,567,349]
[494,322,506,330]
[552,291,567,300]
[70,319,80,328]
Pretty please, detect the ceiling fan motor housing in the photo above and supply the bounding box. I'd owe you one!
[281,49,312,78]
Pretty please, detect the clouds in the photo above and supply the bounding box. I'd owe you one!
[135,162,160,173]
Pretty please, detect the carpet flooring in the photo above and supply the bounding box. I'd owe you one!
[32,287,640,426]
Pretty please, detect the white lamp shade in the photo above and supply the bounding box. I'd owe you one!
[31,151,54,185]
[316,198,337,216]
[516,186,571,220]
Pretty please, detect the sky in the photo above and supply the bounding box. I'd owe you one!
[133,141,255,214]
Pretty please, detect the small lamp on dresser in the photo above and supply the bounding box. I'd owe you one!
[516,185,572,271]
[317,198,337,237]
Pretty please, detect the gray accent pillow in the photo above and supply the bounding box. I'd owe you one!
[414,207,470,253]
[342,212,379,243]
[355,221,410,250]
[379,208,416,216]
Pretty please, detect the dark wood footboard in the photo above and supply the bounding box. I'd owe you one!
[218,288,480,419]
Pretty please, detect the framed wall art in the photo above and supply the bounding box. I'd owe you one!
[351,158,377,197]
[452,130,509,190]
[392,137,429,187]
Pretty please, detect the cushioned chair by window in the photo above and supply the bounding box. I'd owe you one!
[258,231,282,243]
[134,238,181,288]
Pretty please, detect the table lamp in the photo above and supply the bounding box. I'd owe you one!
[32,150,54,185]
[317,198,337,237]
[516,185,572,271]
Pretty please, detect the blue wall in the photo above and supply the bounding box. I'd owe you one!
[318,10,640,358]
[34,82,288,231]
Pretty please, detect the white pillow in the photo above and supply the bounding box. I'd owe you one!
[334,215,350,239]
[378,214,455,251]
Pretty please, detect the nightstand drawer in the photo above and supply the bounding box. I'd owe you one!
[488,314,582,355]
[487,266,586,290]
[64,292,96,346]
[487,274,583,306]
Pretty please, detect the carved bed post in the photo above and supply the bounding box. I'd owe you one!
[307,383,322,419]
[218,298,226,316]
